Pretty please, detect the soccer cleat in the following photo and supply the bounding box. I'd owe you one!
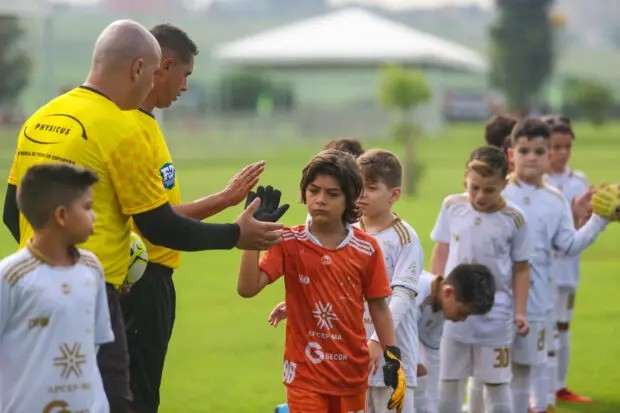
[556,387,593,403]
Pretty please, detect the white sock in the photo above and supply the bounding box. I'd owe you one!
[547,353,558,407]
[467,378,484,413]
[530,363,548,412]
[484,383,513,413]
[416,376,429,413]
[511,363,531,413]
[557,329,570,389]
[438,380,465,413]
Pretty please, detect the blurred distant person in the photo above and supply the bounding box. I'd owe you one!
[324,137,365,158]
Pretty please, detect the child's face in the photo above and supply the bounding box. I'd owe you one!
[305,174,346,225]
[509,137,550,183]
[439,286,472,322]
[58,188,96,244]
[549,132,573,172]
[357,178,400,219]
[465,170,506,212]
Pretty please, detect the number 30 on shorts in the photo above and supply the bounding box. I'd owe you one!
[493,347,510,368]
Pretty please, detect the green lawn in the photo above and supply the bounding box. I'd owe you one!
[0,122,619,412]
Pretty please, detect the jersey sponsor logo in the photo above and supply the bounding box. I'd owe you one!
[312,301,338,330]
[53,342,86,379]
[305,342,348,364]
[43,400,72,413]
[283,360,297,384]
[308,330,343,341]
[298,274,310,285]
[23,113,88,145]
[61,283,71,295]
[160,162,176,189]
[48,382,91,395]
[29,316,50,329]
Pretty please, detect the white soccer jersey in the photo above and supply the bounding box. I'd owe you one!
[545,169,589,290]
[503,175,607,313]
[431,193,531,347]
[416,271,444,351]
[0,248,114,413]
[359,217,424,388]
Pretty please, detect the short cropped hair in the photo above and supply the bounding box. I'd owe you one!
[323,138,365,159]
[542,115,575,139]
[300,149,362,224]
[466,146,509,179]
[17,163,98,230]
[510,117,551,147]
[151,23,198,63]
[445,263,496,315]
[485,114,518,148]
[357,149,402,189]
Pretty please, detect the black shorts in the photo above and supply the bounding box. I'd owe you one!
[121,262,176,413]
[98,283,133,413]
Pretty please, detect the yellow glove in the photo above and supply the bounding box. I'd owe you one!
[592,184,620,221]
[383,345,406,412]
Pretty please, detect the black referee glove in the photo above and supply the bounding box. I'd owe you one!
[245,185,289,222]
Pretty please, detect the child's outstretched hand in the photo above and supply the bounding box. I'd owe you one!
[268,301,287,327]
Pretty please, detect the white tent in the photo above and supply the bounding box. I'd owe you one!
[213,8,487,73]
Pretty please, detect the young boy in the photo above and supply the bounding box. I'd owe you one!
[485,114,518,150]
[430,145,531,413]
[355,149,423,413]
[543,115,592,404]
[238,149,405,413]
[502,118,609,413]
[0,163,113,412]
[414,265,496,413]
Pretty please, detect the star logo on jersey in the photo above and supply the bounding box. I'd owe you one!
[53,342,86,379]
[312,301,338,330]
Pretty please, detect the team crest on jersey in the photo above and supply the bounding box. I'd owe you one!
[321,255,332,266]
[160,162,176,189]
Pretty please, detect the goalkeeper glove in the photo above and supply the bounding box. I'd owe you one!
[592,184,620,221]
[383,345,406,412]
[245,185,289,222]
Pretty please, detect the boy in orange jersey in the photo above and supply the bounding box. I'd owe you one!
[237,149,405,413]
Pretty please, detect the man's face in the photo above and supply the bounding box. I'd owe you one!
[155,53,194,108]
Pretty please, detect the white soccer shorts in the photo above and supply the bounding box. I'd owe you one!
[512,321,547,365]
[439,337,512,384]
[366,386,414,413]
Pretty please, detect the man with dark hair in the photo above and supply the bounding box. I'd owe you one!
[122,23,276,413]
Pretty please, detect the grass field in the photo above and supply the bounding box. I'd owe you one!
[0,122,619,412]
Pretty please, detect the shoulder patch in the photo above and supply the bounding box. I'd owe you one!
[542,184,565,202]
[500,205,525,229]
[444,194,468,209]
[3,257,41,287]
[393,222,412,246]
[570,170,588,185]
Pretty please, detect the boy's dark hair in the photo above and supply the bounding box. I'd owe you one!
[485,114,518,148]
[445,263,496,315]
[323,138,365,159]
[541,115,575,139]
[151,24,198,63]
[17,163,99,230]
[510,117,551,147]
[466,146,509,179]
[357,149,402,189]
[300,149,362,224]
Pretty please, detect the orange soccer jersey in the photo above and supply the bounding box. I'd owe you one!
[260,224,391,396]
